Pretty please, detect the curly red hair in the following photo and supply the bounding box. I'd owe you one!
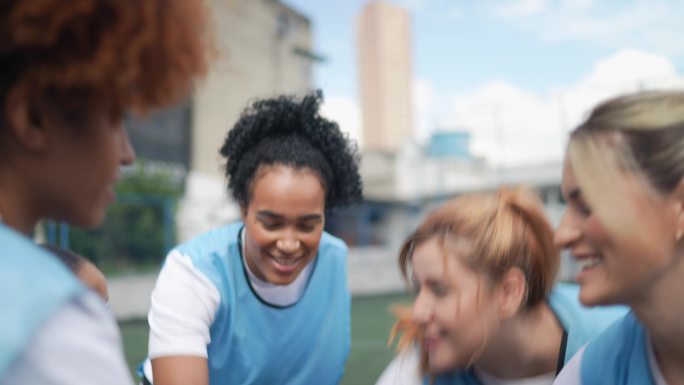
[0,0,212,124]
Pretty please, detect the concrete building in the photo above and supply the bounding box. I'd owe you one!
[192,0,316,178]
[357,1,413,152]
[179,0,317,240]
[129,0,315,175]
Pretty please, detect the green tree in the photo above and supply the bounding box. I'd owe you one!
[68,161,183,274]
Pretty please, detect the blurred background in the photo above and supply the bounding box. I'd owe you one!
[38,0,684,382]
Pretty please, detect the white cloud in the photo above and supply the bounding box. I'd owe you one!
[393,0,445,13]
[561,0,594,12]
[495,0,684,58]
[430,50,684,166]
[413,78,435,143]
[446,5,464,20]
[394,0,464,20]
[320,96,363,148]
[492,0,548,18]
[581,50,676,86]
[556,50,684,133]
[441,80,562,166]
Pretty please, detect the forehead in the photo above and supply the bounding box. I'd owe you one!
[411,237,472,280]
[560,157,579,198]
[248,165,325,213]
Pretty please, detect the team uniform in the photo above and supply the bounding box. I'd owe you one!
[376,283,627,385]
[142,223,350,385]
[553,312,668,385]
[0,223,133,385]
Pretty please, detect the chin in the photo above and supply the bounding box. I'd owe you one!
[427,351,457,374]
[72,210,107,230]
[578,284,620,307]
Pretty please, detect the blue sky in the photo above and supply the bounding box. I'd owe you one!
[282,0,684,165]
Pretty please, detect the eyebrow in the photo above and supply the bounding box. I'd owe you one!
[568,188,582,201]
[256,211,323,222]
[425,278,446,287]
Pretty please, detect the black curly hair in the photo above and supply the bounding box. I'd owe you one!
[219,90,363,210]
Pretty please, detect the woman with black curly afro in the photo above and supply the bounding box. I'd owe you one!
[0,1,211,384]
[142,90,363,385]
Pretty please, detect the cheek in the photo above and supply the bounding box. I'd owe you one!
[584,217,610,245]
[245,226,271,252]
[433,294,468,329]
[303,232,323,251]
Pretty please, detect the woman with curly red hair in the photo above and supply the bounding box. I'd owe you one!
[376,187,625,385]
[0,1,211,384]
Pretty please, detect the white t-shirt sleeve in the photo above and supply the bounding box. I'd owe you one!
[148,250,221,359]
[0,291,133,385]
[552,345,585,385]
[375,347,422,385]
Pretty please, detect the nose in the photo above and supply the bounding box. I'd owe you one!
[411,290,433,325]
[119,124,136,166]
[553,210,581,249]
[276,230,301,254]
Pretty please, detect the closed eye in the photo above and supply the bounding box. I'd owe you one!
[427,280,450,297]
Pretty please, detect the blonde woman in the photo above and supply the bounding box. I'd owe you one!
[554,91,684,385]
[376,187,625,385]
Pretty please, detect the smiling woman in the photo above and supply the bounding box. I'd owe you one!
[140,91,363,385]
[376,187,626,385]
[553,91,684,385]
[0,1,211,384]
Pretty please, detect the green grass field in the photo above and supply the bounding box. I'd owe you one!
[120,292,412,384]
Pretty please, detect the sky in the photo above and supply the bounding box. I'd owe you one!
[282,0,684,166]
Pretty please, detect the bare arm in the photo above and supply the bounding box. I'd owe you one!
[152,356,209,385]
[147,251,221,385]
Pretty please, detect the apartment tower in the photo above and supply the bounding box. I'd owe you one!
[357,1,413,152]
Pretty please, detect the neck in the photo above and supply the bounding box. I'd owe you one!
[631,252,684,383]
[0,168,42,234]
[475,302,562,379]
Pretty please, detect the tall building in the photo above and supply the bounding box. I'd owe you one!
[193,0,317,177]
[128,0,316,178]
[125,0,319,241]
[357,1,413,152]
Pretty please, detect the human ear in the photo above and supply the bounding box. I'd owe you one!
[498,267,526,319]
[672,178,684,243]
[4,86,50,152]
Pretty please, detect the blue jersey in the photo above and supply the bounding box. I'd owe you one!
[427,283,627,385]
[159,223,351,385]
[0,223,82,377]
[580,312,654,385]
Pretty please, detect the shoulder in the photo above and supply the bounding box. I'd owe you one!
[553,346,585,385]
[0,225,83,377]
[168,223,242,281]
[583,312,644,360]
[2,292,133,385]
[549,283,628,360]
[376,348,422,385]
[318,231,349,257]
[174,223,242,259]
[0,224,80,287]
[579,313,652,385]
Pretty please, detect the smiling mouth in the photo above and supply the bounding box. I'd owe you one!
[576,255,602,270]
[271,255,300,266]
[424,337,440,351]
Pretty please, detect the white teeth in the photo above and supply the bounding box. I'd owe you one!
[273,256,297,266]
[578,257,602,270]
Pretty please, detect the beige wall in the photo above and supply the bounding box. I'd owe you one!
[192,0,314,177]
[357,1,413,153]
